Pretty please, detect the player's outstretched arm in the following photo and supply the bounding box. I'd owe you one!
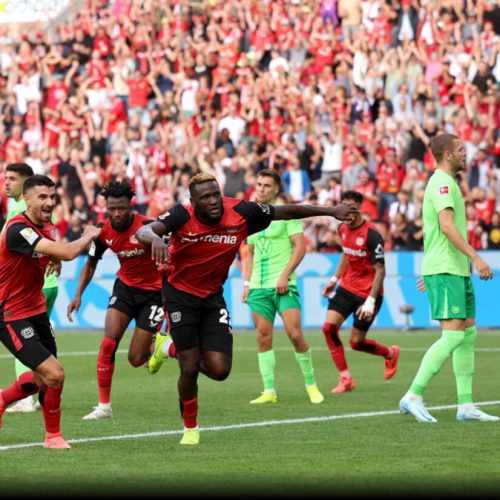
[273,203,359,222]
[34,225,101,261]
[135,221,169,267]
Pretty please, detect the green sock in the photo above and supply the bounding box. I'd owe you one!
[294,349,316,386]
[257,350,276,391]
[452,325,477,405]
[15,358,32,378]
[410,330,465,396]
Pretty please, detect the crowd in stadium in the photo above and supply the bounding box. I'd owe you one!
[0,0,499,251]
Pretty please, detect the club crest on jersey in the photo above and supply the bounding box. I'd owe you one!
[105,239,113,246]
[20,227,38,245]
[439,186,449,196]
[356,237,364,246]
[20,327,35,339]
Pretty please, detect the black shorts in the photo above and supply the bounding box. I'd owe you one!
[108,278,164,333]
[162,278,233,356]
[327,286,383,332]
[0,307,56,370]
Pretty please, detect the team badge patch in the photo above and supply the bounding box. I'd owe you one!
[20,227,38,245]
[356,237,364,246]
[171,311,182,323]
[439,186,449,196]
[20,327,35,339]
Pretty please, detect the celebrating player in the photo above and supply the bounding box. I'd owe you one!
[241,169,324,405]
[0,175,101,449]
[136,173,359,445]
[321,190,400,394]
[3,163,60,414]
[67,180,172,420]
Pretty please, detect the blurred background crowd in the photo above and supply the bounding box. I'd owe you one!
[0,0,499,252]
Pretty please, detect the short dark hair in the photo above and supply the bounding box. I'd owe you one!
[257,168,281,188]
[6,162,34,178]
[430,133,459,163]
[188,173,218,196]
[341,190,364,205]
[101,180,135,200]
[23,175,55,194]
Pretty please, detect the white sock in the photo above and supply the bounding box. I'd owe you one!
[264,389,276,394]
[457,403,474,413]
[98,402,112,409]
[403,391,422,401]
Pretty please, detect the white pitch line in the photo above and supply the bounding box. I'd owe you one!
[1,400,500,452]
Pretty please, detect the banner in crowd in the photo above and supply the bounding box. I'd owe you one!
[52,251,500,330]
[0,0,70,24]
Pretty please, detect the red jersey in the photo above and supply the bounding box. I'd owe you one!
[89,213,161,291]
[338,221,385,299]
[157,199,275,298]
[0,213,56,320]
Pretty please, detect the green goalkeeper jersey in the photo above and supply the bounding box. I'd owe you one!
[4,197,59,288]
[247,211,303,289]
[422,168,470,277]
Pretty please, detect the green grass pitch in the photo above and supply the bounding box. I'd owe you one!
[1,328,500,497]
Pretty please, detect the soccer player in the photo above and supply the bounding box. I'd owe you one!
[321,190,400,394]
[136,173,358,445]
[67,180,172,420]
[241,169,324,405]
[3,163,60,414]
[0,175,101,449]
[399,134,498,423]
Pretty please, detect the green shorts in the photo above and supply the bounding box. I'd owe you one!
[423,274,475,320]
[246,286,301,323]
[42,286,58,317]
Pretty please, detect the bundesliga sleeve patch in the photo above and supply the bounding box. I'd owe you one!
[439,186,449,196]
[20,227,39,245]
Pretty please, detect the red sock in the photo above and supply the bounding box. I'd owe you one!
[168,342,176,358]
[39,384,63,435]
[97,337,118,404]
[180,396,198,429]
[322,322,348,372]
[349,339,389,357]
[0,371,38,406]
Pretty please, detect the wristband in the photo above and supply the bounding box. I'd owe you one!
[244,280,250,287]
[330,276,338,284]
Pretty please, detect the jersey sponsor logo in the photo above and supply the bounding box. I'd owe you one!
[180,233,238,244]
[343,246,367,257]
[171,311,182,323]
[356,237,365,246]
[20,227,38,245]
[116,248,145,258]
[20,327,35,339]
[439,186,449,196]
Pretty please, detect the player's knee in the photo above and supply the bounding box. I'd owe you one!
[128,354,146,367]
[208,365,231,381]
[45,367,65,388]
[349,340,364,351]
[322,322,341,346]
